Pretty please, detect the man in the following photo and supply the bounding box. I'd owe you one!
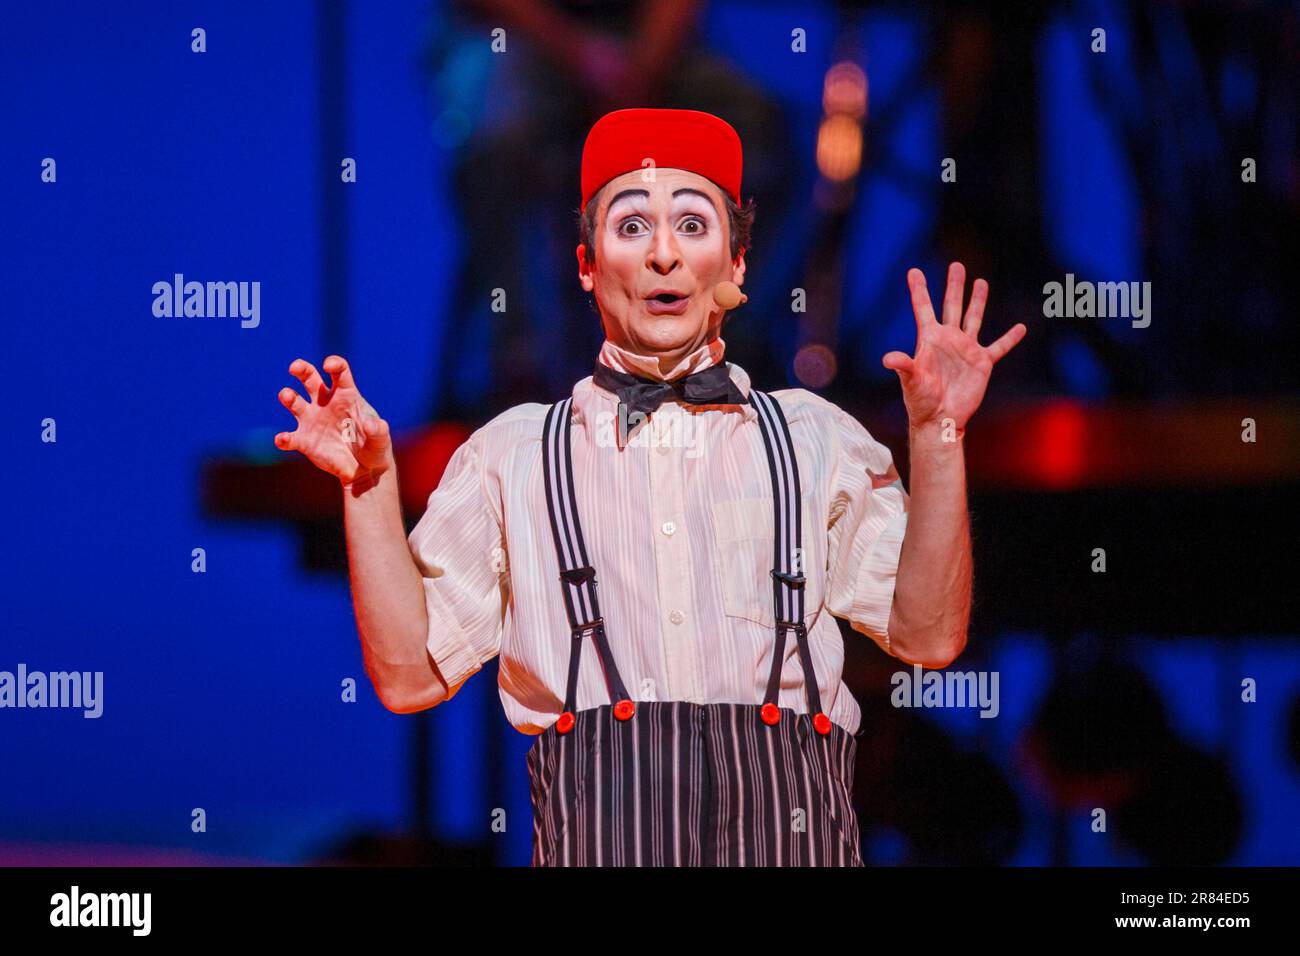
[273,108,1026,866]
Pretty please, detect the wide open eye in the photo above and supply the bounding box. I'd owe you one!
[618,217,648,237]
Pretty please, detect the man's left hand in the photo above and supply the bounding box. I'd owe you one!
[883,262,1027,433]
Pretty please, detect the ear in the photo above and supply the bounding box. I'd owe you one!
[576,243,594,292]
[732,247,747,287]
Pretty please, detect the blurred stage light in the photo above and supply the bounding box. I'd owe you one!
[816,114,863,182]
[793,343,838,388]
[822,61,868,119]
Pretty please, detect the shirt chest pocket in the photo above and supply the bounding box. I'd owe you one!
[709,496,822,629]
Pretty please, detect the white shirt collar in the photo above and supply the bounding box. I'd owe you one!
[573,336,757,438]
[597,337,726,381]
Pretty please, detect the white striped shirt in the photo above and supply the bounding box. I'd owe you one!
[406,339,910,735]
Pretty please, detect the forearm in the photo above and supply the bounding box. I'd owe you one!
[342,457,447,711]
[887,421,972,667]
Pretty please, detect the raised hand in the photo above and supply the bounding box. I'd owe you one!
[882,263,1026,433]
[274,355,392,486]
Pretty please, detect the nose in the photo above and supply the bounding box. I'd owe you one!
[647,223,681,275]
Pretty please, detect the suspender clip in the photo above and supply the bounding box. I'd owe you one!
[560,566,598,586]
[770,569,806,589]
[570,618,605,640]
[775,620,808,640]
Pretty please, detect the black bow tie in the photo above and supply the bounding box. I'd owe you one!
[592,360,748,420]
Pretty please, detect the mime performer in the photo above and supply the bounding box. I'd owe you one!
[274,108,1026,867]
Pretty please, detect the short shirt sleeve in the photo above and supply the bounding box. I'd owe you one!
[406,431,508,700]
[823,405,909,655]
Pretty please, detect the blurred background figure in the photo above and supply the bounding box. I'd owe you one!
[424,0,792,417]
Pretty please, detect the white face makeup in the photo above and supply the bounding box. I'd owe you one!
[577,167,746,374]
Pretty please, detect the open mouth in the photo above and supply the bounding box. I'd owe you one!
[644,292,691,315]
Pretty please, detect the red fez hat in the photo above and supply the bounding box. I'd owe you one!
[580,108,743,214]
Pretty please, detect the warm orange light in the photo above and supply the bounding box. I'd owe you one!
[816,114,862,182]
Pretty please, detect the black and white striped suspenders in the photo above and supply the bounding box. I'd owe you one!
[540,390,830,737]
[542,398,635,735]
[750,389,832,735]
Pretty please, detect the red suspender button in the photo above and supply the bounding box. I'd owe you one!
[556,712,575,735]
[760,702,780,726]
[613,699,636,721]
[813,713,832,736]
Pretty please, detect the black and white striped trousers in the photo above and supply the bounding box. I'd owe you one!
[526,700,864,867]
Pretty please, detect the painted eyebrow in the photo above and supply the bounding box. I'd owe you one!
[607,187,719,214]
[669,187,718,207]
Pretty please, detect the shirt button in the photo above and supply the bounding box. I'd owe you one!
[669,610,684,625]
[661,521,676,536]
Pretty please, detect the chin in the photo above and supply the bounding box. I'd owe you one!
[632,311,709,351]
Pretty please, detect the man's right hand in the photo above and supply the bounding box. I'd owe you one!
[274,355,393,487]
